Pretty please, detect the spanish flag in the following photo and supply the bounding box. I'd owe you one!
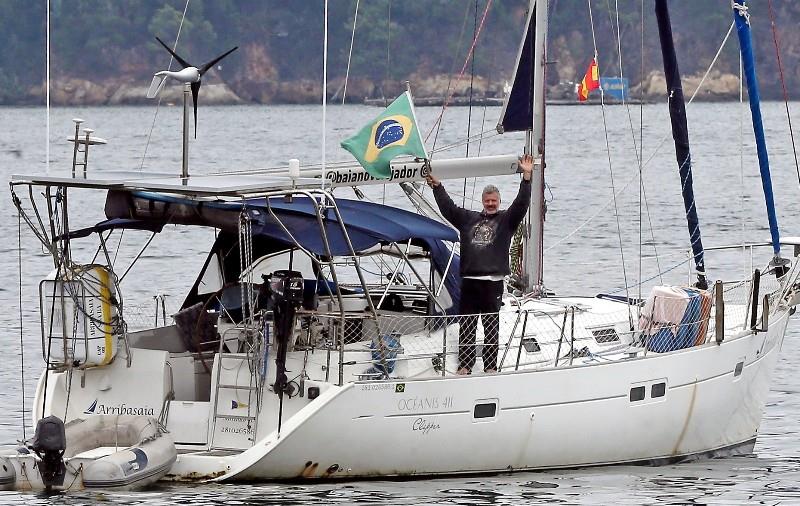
[577,58,600,101]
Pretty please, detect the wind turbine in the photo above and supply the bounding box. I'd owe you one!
[147,37,238,137]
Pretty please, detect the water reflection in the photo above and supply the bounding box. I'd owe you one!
[1,455,800,505]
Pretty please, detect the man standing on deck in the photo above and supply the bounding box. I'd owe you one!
[425,154,533,375]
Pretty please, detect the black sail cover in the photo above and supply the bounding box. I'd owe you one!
[655,0,706,284]
[497,3,536,133]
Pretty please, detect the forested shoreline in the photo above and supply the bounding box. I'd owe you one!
[2,0,799,105]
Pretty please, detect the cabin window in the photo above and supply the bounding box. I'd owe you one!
[630,386,646,402]
[521,337,541,353]
[734,361,744,377]
[651,382,666,398]
[473,402,497,419]
[592,328,620,344]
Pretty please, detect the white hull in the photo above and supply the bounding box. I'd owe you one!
[30,292,790,482]
[213,311,787,479]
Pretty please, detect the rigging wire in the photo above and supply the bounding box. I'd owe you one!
[17,204,27,440]
[639,0,645,297]
[46,0,50,175]
[322,0,329,188]
[112,228,125,267]
[469,105,490,208]
[608,257,692,295]
[766,0,800,186]
[634,1,664,287]
[587,0,633,326]
[605,0,642,168]
[607,0,662,290]
[740,55,747,278]
[138,0,191,171]
[11,190,54,252]
[425,0,493,147]
[544,21,735,256]
[605,0,657,295]
[342,0,361,105]
[385,0,391,105]
[379,0,389,235]
[462,0,480,208]
[477,105,488,158]
[427,0,474,159]
[40,189,68,420]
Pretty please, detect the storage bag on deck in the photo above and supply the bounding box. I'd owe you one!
[638,286,712,352]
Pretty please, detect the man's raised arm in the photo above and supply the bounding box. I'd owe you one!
[505,154,534,229]
[426,174,470,228]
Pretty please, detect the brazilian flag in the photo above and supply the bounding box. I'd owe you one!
[341,92,427,179]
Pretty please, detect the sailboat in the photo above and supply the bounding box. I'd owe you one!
[3,0,799,488]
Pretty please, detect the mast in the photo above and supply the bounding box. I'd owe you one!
[654,0,707,289]
[497,0,547,295]
[732,1,785,273]
[528,0,547,295]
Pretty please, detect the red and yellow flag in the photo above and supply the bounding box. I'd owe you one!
[577,58,600,101]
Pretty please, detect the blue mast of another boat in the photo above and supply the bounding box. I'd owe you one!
[733,1,787,273]
[654,0,707,289]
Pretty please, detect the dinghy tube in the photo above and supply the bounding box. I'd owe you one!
[66,415,176,489]
[0,456,15,490]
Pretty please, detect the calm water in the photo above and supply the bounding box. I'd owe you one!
[1,102,800,504]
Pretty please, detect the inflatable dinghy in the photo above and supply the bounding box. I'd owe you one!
[0,455,14,490]
[0,415,176,491]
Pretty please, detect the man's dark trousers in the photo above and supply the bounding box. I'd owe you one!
[458,278,504,372]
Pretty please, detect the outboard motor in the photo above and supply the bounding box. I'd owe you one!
[31,416,66,488]
[264,270,304,396]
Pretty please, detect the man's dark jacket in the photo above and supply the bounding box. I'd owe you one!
[433,179,531,277]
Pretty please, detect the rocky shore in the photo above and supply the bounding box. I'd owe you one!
[11,70,745,107]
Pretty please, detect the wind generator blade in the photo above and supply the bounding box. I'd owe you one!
[199,46,238,76]
[146,74,167,98]
[190,80,200,138]
[155,36,192,69]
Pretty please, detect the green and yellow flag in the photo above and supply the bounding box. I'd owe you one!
[340,92,427,179]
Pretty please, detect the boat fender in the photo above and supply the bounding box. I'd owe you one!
[31,415,66,488]
[0,456,15,490]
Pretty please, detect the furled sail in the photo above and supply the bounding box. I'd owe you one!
[655,0,707,289]
[732,1,784,267]
[496,1,536,133]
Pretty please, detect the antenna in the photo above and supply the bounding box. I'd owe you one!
[147,37,238,137]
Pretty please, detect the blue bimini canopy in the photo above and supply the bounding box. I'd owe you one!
[103,190,457,256]
[101,190,461,312]
[245,196,458,256]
